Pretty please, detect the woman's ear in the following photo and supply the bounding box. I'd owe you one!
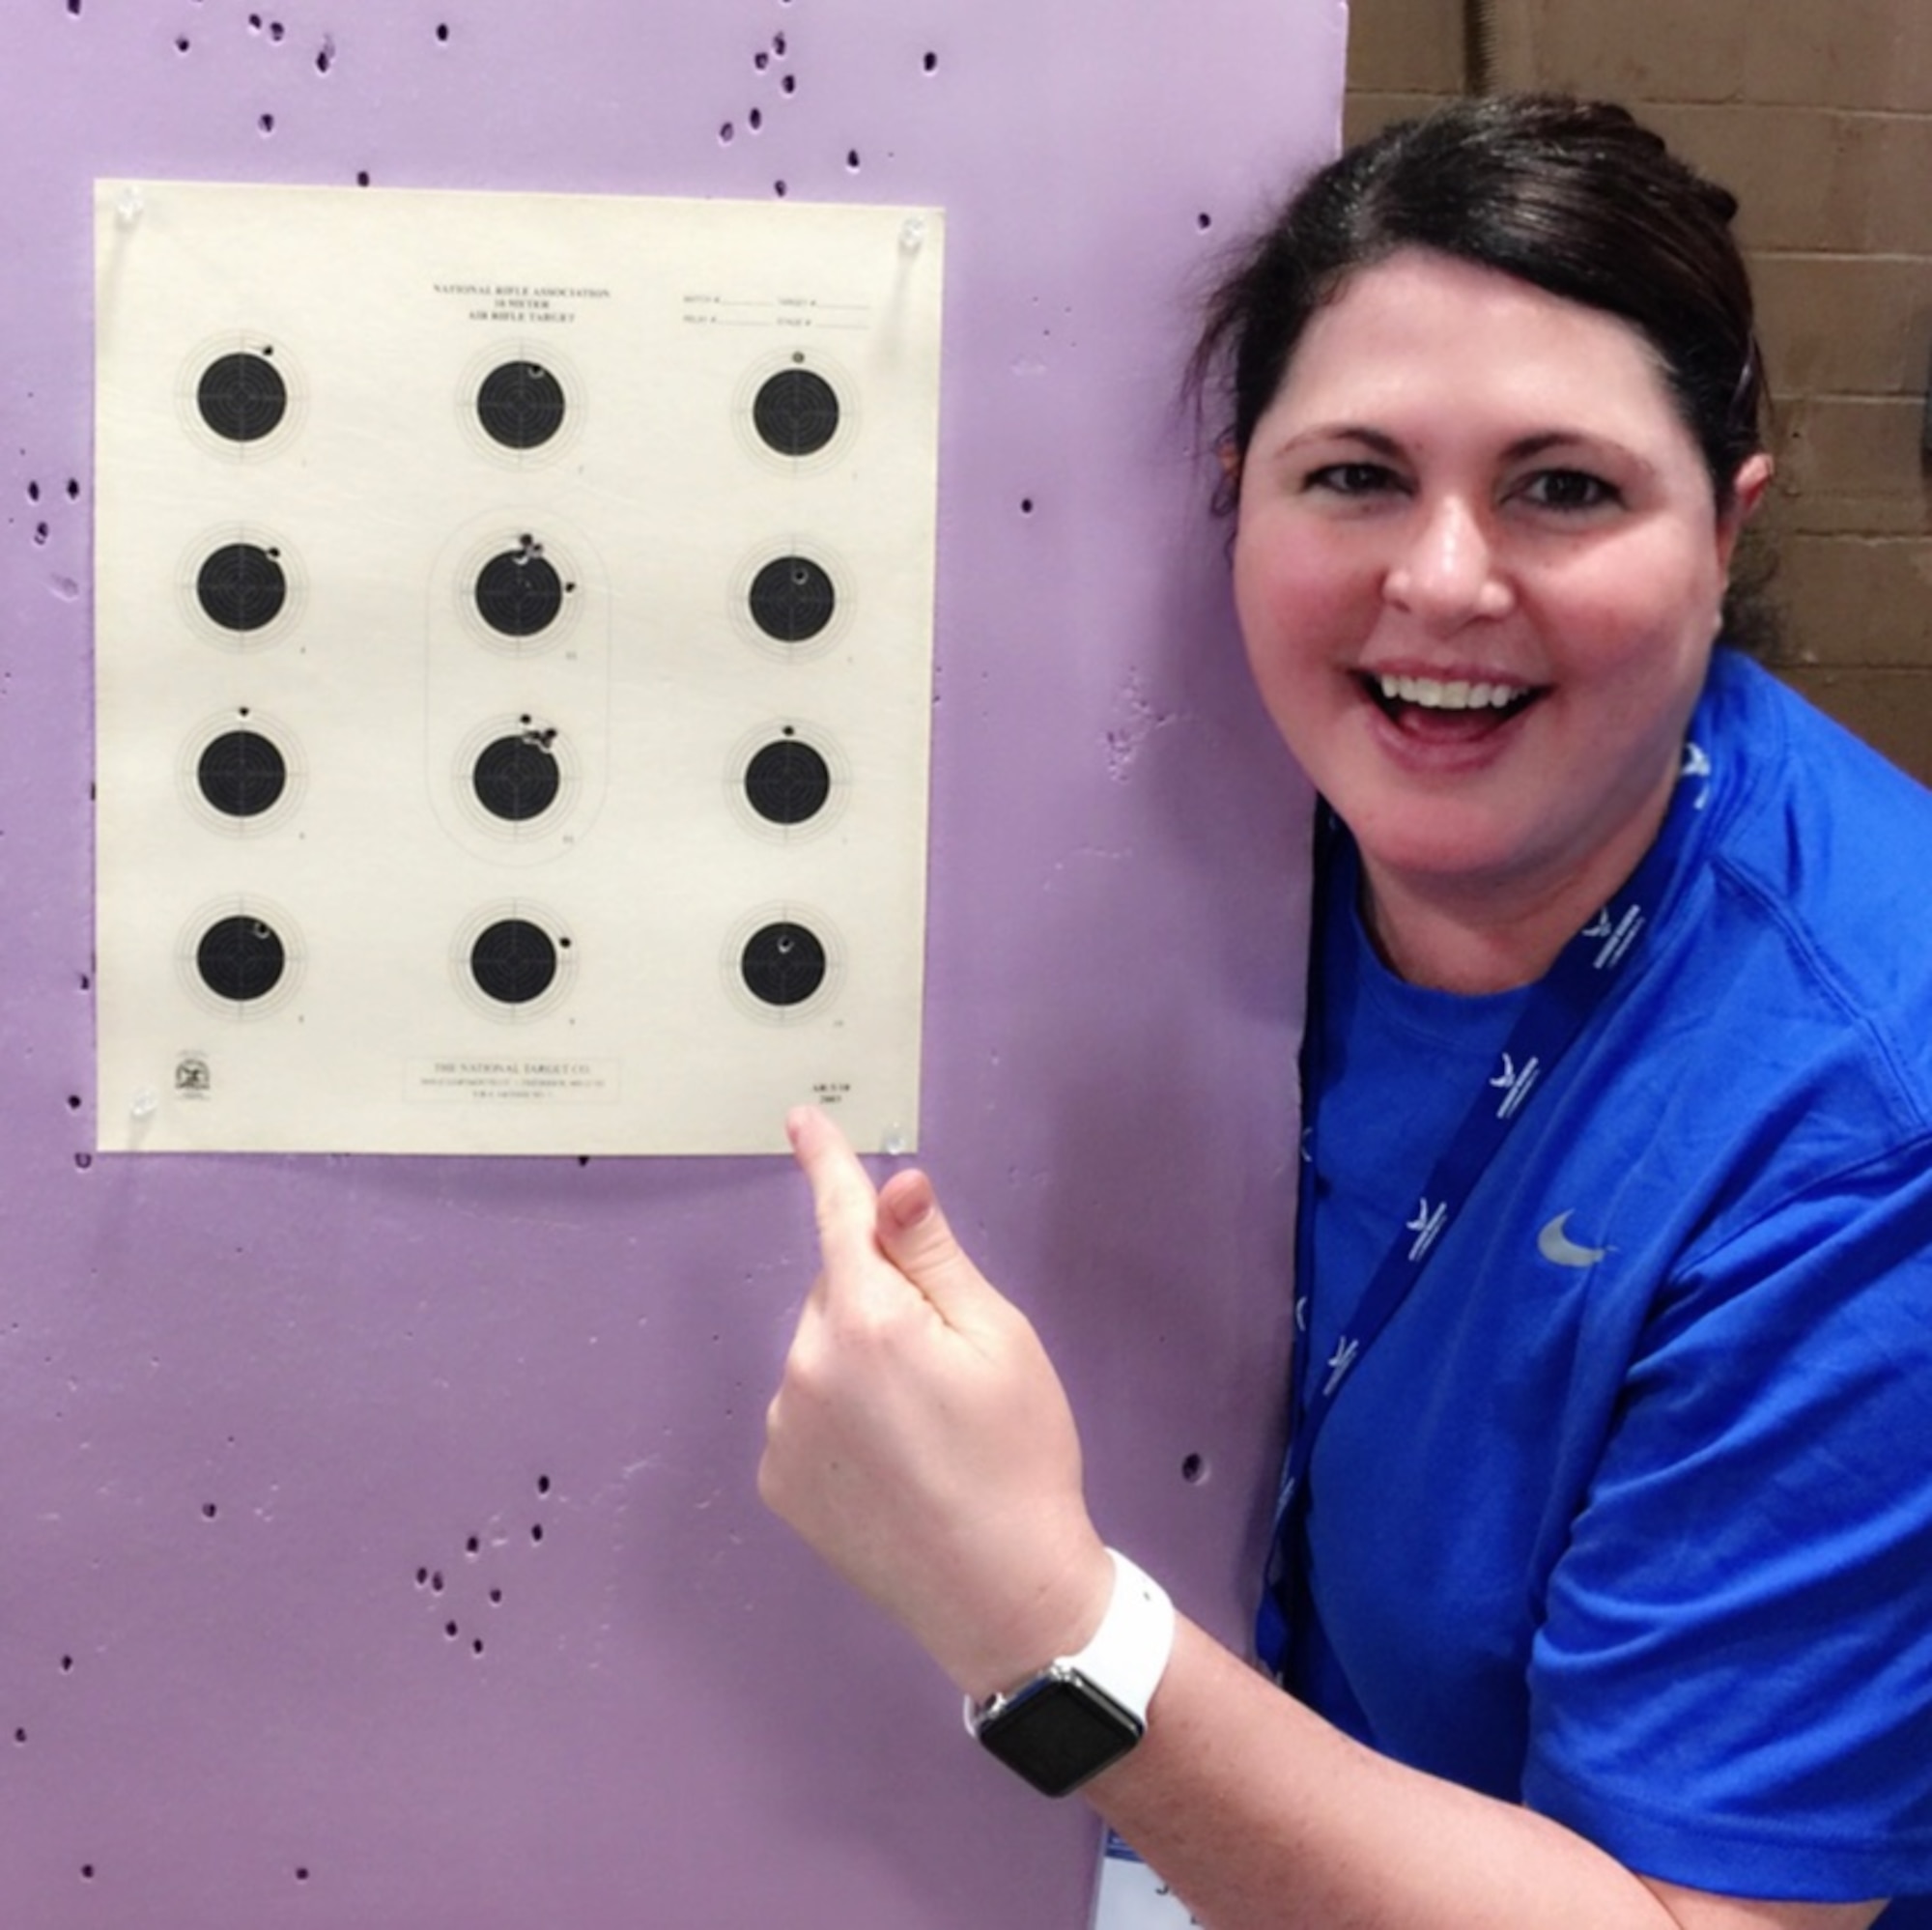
[1732,451,1774,521]
[1718,451,1774,570]
[1214,437,1245,516]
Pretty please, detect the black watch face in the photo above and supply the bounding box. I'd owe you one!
[976,1671,1144,1799]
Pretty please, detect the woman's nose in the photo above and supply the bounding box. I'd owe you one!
[1382,495,1514,630]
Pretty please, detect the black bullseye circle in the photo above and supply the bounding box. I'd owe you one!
[744,737,831,825]
[196,915,286,1003]
[741,921,827,1008]
[196,542,288,633]
[474,548,565,638]
[748,555,836,642]
[196,729,288,818]
[753,367,839,458]
[469,919,557,1005]
[476,360,566,450]
[196,352,288,443]
[472,733,561,822]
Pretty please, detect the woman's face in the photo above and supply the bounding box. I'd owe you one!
[1232,248,1764,952]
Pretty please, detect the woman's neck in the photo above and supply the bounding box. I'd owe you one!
[1357,782,1678,996]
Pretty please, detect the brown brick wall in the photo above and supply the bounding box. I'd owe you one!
[1342,0,1932,785]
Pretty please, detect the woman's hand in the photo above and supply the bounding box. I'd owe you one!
[759,1106,1113,1701]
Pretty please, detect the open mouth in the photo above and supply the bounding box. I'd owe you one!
[1361,671,1545,729]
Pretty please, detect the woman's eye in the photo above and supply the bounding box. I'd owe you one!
[1307,461,1401,497]
[1520,468,1617,511]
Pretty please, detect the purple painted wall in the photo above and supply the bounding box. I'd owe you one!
[0,2,1335,1923]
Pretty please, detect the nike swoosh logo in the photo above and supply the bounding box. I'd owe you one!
[1538,1211,1610,1268]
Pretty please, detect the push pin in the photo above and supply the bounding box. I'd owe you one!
[116,184,145,227]
[129,1088,158,1121]
[898,215,926,256]
[880,1123,907,1156]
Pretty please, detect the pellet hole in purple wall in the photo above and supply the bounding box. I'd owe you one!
[436,23,451,43]
[845,150,860,171]
[1181,1453,1208,1484]
[720,123,735,144]
[923,50,938,72]
[749,107,762,131]
[259,113,276,136]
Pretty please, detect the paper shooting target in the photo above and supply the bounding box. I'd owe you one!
[459,530,582,650]
[753,366,839,458]
[177,896,305,1020]
[448,713,583,843]
[451,903,577,1022]
[749,554,837,643]
[198,541,286,632]
[473,731,562,821]
[459,343,584,467]
[177,332,306,461]
[179,527,305,648]
[96,181,943,1154]
[732,542,850,663]
[727,722,847,842]
[198,351,288,444]
[734,350,856,475]
[179,709,305,836]
[724,905,842,1023]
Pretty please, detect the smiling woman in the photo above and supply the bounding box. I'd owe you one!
[1228,247,1769,991]
[761,96,1932,1930]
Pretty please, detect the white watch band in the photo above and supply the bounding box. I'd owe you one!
[964,1548,1177,1734]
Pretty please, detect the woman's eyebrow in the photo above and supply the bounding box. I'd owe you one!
[1265,423,1405,458]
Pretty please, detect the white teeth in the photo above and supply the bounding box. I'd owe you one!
[1377,674,1526,711]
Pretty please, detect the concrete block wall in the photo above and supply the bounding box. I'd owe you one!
[1343,0,1932,787]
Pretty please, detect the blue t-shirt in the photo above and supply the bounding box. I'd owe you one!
[1284,649,1932,1918]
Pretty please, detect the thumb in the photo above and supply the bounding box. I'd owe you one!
[875,1169,996,1328]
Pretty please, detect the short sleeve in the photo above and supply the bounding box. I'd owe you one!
[1523,1139,1932,1903]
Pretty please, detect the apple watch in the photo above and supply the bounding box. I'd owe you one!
[964,1549,1176,1798]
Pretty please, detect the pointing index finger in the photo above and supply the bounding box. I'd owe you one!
[786,1104,883,1270]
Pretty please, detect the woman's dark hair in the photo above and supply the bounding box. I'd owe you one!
[1193,95,1768,525]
